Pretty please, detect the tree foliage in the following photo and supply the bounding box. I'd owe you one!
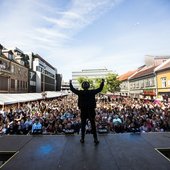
[77,77,95,89]
[77,73,121,93]
[105,73,121,93]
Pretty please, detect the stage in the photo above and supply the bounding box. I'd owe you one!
[0,133,170,170]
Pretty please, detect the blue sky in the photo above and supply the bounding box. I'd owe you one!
[0,0,170,81]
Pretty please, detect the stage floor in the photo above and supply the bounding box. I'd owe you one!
[0,133,170,170]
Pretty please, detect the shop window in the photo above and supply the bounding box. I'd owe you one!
[0,76,8,90]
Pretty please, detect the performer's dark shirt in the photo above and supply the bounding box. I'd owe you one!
[70,82,104,110]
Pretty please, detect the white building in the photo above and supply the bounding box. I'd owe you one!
[29,53,57,93]
[72,68,113,89]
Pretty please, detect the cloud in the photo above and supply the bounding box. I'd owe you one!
[0,0,122,81]
[4,0,170,82]
[35,27,70,39]
[134,22,140,27]
[0,0,120,48]
[43,16,75,29]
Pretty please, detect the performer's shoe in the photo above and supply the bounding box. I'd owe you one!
[80,138,84,143]
[94,139,99,145]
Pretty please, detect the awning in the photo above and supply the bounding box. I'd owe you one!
[0,91,68,105]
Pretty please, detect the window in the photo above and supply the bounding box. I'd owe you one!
[0,60,6,70]
[145,79,150,87]
[17,80,19,89]
[0,76,8,90]
[23,81,25,89]
[20,81,22,89]
[18,68,21,74]
[36,66,42,72]
[24,70,27,78]
[150,78,155,86]
[161,77,166,88]
[11,79,15,88]
[130,83,133,89]
[135,82,139,88]
[11,65,15,73]
[140,81,144,88]
[8,54,13,60]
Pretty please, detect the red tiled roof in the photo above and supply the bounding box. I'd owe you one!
[118,70,137,81]
[130,65,157,80]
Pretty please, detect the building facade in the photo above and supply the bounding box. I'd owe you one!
[1,44,61,93]
[30,54,57,93]
[27,53,37,92]
[56,74,62,91]
[0,45,28,93]
[119,56,170,99]
[155,59,170,102]
[72,68,113,89]
[119,70,137,96]
[129,65,157,99]
[0,46,12,93]
[61,81,70,91]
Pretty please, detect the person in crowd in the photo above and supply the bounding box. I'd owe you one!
[0,92,169,136]
[0,114,4,134]
[85,120,92,134]
[32,118,42,134]
[18,119,26,134]
[24,116,33,134]
[113,115,123,133]
[64,120,74,135]
[7,120,19,134]
[73,119,81,134]
[69,79,104,144]
[97,116,109,134]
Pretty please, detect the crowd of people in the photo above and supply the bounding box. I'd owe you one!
[0,94,169,135]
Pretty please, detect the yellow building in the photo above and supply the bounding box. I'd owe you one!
[155,59,170,102]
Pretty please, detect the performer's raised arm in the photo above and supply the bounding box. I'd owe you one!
[93,79,105,94]
[69,80,79,95]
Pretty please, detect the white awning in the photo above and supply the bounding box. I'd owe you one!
[0,91,68,105]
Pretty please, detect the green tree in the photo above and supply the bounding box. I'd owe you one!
[105,73,120,93]
[94,78,107,93]
[77,77,95,89]
[77,73,120,93]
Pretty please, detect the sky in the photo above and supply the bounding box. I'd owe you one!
[0,0,170,81]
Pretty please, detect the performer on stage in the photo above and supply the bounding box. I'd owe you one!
[69,79,104,144]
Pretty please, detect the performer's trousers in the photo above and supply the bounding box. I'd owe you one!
[80,108,97,140]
